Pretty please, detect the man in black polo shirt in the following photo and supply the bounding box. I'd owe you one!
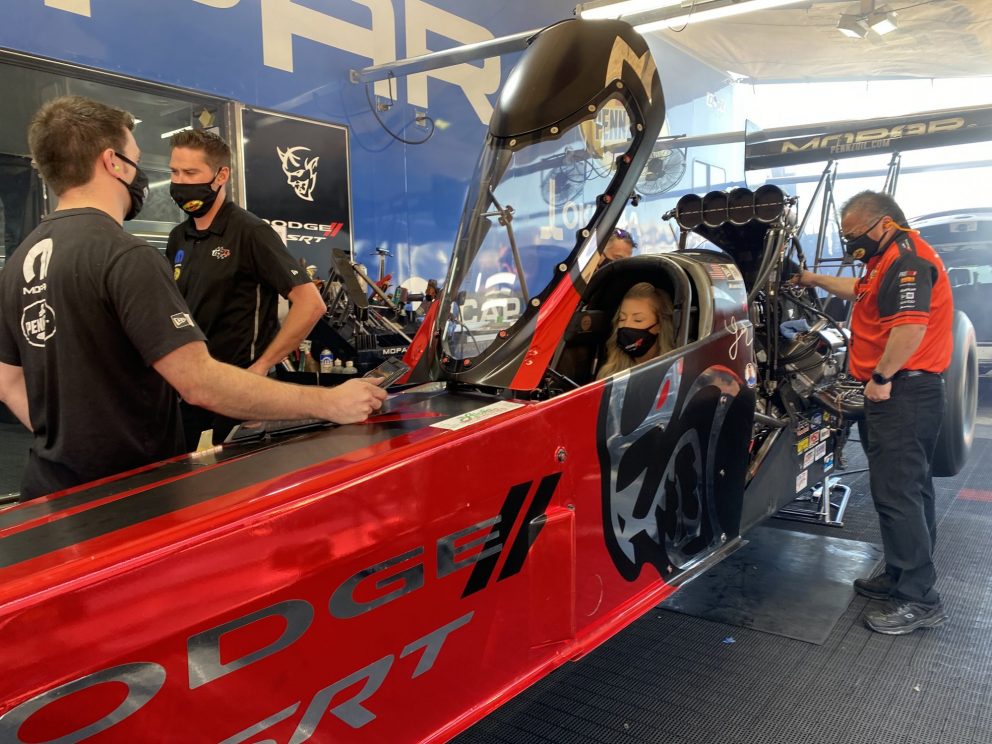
[0,96,386,501]
[166,130,326,448]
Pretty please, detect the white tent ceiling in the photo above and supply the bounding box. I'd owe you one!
[649,0,992,82]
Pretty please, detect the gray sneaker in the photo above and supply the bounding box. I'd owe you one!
[853,572,895,600]
[864,601,947,635]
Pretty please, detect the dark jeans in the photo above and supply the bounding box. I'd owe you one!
[863,372,944,604]
[180,401,240,451]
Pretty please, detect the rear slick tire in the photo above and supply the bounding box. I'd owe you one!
[933,310,978,477]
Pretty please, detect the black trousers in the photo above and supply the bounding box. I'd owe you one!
[863,373,944,605]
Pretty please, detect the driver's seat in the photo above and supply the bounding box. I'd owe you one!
[554,255,693,384]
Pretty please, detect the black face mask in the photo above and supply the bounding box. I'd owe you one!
[114,152,148,221]
[617,326,657,358]
[170,172,221,217]
[844,216,893,262]
[845,233,881,262]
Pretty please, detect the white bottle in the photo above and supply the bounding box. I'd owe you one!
[343,360,358,375]
[332,359,344,374]
[319,348,334,374]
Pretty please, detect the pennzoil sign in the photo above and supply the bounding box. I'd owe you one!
[745,105,992,170]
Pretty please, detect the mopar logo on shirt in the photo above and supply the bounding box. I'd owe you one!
[22,238,53,284]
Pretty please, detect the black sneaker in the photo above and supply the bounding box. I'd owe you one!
[864,601,947,635]
[853,573,895,600]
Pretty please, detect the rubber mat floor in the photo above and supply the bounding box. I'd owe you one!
[455,431,992,744]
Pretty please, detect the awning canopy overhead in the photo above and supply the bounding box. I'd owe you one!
[652,0,992,82]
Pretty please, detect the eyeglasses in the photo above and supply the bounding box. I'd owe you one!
[613,228,637,248]
[842,215,883,243]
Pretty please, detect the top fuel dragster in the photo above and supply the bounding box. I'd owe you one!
[0,17,976,744]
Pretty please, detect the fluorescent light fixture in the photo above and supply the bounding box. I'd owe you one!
[634,0,806,31]
[577,0,682,19]
[866,6,897,34]
[837,13,869,38]
[160,125,193,140]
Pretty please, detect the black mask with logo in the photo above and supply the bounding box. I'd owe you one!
[170,172,222,218]
[114,151,148,222]
[617,326,657,358]
[844,216,896,262]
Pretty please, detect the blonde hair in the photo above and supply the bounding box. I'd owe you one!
[596,282,675,379]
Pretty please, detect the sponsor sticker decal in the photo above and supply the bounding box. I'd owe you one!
[432,401,524,430]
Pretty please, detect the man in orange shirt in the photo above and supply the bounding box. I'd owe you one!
[798,190,952,635]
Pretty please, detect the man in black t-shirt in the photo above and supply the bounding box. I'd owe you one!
[166,130,326,448]
[0,96,386,501]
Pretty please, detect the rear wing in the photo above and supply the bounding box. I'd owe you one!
[744,104,992,170]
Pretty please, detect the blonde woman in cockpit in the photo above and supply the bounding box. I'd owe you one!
[596,282,674,379]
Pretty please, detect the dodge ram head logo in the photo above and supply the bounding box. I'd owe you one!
[277,145,319,202]
[598,359,749,581]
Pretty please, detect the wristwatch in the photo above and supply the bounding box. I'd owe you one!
[871,371,894,385]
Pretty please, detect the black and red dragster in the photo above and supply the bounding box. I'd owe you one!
[0,18,976,744]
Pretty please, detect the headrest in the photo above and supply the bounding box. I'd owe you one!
[582,255,680,317]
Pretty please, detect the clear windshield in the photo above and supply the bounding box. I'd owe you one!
[442,100,635,360]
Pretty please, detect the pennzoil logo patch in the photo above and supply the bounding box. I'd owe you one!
[21,300,56,347]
